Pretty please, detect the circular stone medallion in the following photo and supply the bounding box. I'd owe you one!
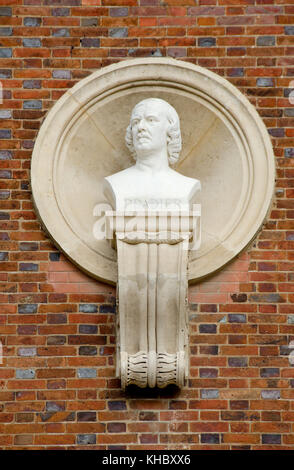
[31,58,275,284]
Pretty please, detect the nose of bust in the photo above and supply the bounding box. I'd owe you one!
[137,118,146,130]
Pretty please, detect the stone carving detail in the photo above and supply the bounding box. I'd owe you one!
[104,98,201,389]
[30,59,275,386]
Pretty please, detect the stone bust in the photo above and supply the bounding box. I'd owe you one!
[103,97,201,388]
[103,98,200,211]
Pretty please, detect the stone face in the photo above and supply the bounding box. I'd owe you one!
[31,58,275,287]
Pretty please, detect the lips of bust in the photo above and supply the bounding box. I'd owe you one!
[137,133,150,141]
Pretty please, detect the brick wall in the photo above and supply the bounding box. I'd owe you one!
[0,0,294,450]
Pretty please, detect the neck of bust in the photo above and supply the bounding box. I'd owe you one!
[135,149,169,174]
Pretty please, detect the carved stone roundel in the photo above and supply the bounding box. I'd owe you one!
[31,58,275,285]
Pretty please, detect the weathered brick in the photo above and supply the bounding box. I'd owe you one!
[262,434,281,444]
[260,368,280,378]
[110,8,128,17]
[108,401,127,411]
[18,304,37,314]
[77,434,96,445]
[1,0,294,451]
[200,390,219,399]
[257,77,274,87]
[24,18,41,27]
[201,434,220,444]
[228,357,248,367]
[77,368,96,378]
[100,304,116,313]
[79,346,97,356]
[0,49,12,58]
[52,8,70,16]
[228,314,246,323]
[45,402,65,412]
[0,252,8,261]
[0,7,12,16]
[261,390,280,399]
[52,70,71,79]
[0,170,12,180]
[0,27,12,36]
[77,412,96,421]
[23,100,42,110]
[257,36,275,46]
[79,325,98,334]
[198,37,216,47]
[18,347,37,357]
[19,263,38,272]
[81,18,98,27]
[200,369,218,378]
[53,28,70,37]
[199,324,217,333]
[0,70,11,79]
[22,38,41,48]
[108,422,126,433]
[15,369,35,379]
[23,80,42,89]
[109,27,128,38]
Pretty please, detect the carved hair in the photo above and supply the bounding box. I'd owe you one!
[125,98,182,166]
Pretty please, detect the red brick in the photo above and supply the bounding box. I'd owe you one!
[0,0,293,450]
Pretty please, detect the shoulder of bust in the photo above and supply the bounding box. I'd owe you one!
[105,166,136,186]
[173,171,200,188]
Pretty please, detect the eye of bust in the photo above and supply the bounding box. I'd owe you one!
[147,116,158,123]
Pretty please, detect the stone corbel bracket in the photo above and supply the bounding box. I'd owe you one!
[105,210,200,389]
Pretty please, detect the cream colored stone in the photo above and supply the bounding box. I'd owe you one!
[107,211,200,388]
[104,97,201,388]
[31,58,275,285]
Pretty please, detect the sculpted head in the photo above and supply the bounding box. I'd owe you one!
[125,98,182,166]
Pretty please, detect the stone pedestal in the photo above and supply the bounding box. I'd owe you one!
[105,210,200,388]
